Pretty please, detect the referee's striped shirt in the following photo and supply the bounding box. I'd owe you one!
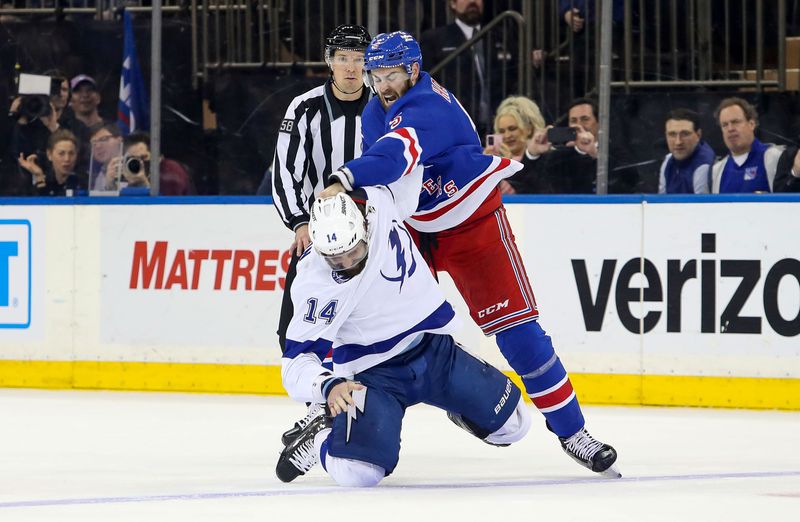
[271,80,370,231]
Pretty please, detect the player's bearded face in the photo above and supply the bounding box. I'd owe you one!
[370,67,413,109]
[323,240,368,273]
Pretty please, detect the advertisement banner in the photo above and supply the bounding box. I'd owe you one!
[99,205,291,363]
[0,198,797,406]
[501,201,800,379]
[0,206,45,343]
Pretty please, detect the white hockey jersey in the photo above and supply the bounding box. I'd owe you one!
[281,167,462,403]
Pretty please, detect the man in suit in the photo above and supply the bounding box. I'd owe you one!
[523,97,641,194]
[419,0,516,136]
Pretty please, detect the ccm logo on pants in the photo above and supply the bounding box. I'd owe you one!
[478,299,510,318]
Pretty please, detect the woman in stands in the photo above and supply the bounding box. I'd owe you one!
[487,96,548,194]
[18,128,86,196]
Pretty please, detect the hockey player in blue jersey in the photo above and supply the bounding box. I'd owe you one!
[276,169,533,486]
[313,31,620,478]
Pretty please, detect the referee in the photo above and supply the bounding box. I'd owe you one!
[271,24,372,353]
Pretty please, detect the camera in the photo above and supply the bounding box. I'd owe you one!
[546,126,578,146]
[15,73,63,120]
[124,155,149,177]
[20,95,51,120]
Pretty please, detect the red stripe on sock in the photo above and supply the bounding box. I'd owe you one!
[531,378,575,410]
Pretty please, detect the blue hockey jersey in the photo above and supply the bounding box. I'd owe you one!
[281,169,462,403]
[334,72,522,233]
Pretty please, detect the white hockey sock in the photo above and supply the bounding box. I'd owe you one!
[484,397,532,445]
[314,430,385,487]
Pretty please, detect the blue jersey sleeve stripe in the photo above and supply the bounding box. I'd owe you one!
[332,301,455,365]
[284,338,333,360]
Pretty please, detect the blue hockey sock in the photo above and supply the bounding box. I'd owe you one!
[496,321,584,437]
[521,354,584,437]
[495,320,557,376]
[318,434,331,471]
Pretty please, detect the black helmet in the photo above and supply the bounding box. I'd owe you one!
[325,24,371,61]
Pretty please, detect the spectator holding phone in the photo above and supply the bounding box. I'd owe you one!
[523,97,640,194]
[486,96,546,194]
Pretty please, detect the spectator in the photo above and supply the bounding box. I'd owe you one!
[9,72,70,161]
[525,97,640,193]
[89,123,123,191]
[104,132,194,195]
[710,97,793,193]
[17,129,85,196]
[127,132,192,195]
[657,108,715,194]
[37,71,71,123]
[419,0,516,135]
[9,97,61,166]
[492,96,546,160]
[775,145,800,192]
[488,96,547,194]
[559,0,625,97]
[30,70,92,173]
[69,74,105,129]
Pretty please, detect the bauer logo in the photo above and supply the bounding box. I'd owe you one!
[0,220,32,328]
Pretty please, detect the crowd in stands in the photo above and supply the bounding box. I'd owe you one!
[425,0,800,195]
[7,71,193,197]
[2,0,798,197]
[484,94,800,194]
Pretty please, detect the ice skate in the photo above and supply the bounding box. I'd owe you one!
[281,403,327,446]
[275,408,331,483]
[557,427,621,478]
[447,411,510,447]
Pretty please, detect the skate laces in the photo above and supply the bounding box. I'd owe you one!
[296,403,325,430]
[564,428,604,461]
[287,438,318,473]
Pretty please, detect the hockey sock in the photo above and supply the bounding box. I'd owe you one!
[315,428,332,471]
[496,321,584,437]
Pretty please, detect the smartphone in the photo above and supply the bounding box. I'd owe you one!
[485,134,502,153]
[547,126,578,145]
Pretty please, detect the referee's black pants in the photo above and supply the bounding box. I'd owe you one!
[276,250,300,354]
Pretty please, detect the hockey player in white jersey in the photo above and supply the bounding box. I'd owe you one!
[276,169,535,486]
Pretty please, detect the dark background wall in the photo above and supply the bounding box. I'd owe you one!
[2,15,799,196]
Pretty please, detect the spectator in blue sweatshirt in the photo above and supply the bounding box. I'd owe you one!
[657,108,715,194]
[711,97,790,193]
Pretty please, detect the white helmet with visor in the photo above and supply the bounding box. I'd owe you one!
[309,193,368,271]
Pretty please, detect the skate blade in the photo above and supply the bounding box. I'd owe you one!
[599,464,622,479]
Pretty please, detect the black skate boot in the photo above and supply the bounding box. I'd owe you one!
[447,411,510,447]
[281,403,327,446]
[556,426,621,478]
[275,409,331,483]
